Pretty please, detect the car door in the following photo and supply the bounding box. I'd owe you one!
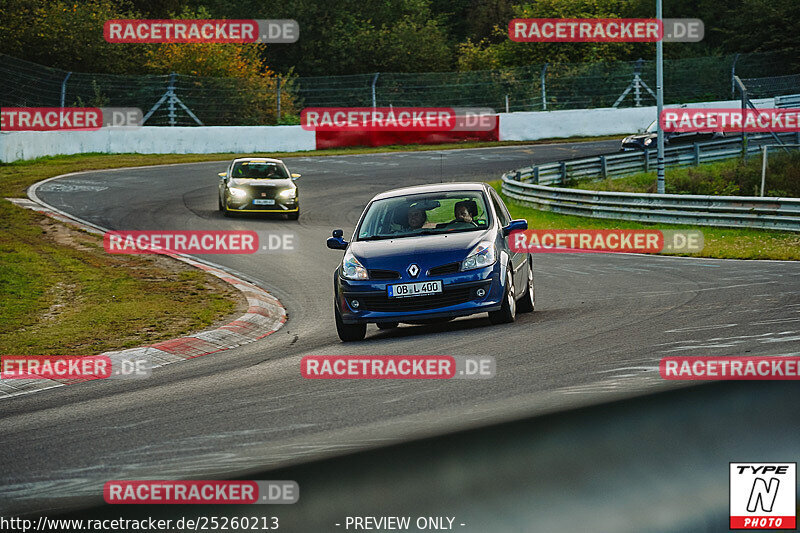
[489,189,525,291]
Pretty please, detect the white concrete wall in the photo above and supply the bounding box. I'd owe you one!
[0,125,315,163]
[498,98,773,141]
[0,98,775,162]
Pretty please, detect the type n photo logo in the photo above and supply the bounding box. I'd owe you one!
[730,463,796,529]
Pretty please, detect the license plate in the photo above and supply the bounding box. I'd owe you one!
[253,199,275,205]
[388,280,442,298]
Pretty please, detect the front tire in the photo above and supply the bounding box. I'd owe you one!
[335,306,366,342]
[488,267,516,325]
[517,258,535,313]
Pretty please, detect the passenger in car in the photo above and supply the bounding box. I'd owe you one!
[407,207,427,229]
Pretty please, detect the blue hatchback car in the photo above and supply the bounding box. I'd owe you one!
[327,182,534,341]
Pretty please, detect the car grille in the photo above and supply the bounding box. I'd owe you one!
[243,185,279,199]
[369,269,400,280]
[427,262,460,275]
[356,286,480,312]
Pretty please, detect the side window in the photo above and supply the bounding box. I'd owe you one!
[490,190,510,226]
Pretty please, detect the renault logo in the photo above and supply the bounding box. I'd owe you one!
[407,264,420,277]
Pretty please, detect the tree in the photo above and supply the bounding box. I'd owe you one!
[457,0,646,70]
[187,0,454,75]
[144,42,295,124]
[0,0,149,74]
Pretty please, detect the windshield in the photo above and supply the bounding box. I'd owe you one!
[356,191,490,241]
[231,161,289,179]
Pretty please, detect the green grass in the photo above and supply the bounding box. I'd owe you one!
[0,134,620,198]
[0,200,241,355]
[571,151,800,197]
[491,181,800,260]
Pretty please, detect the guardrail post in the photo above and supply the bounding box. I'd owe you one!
[276,77,282,124]
[644,150,650,172]
[533,167,540,184]
[371,73,380,108]
[600,156,607,179]
[515,171,521,182]
[730,53,739,99]
[737,76,748,159]
[693,143,700,166]
[540,63,548,110]
[560,161,567,184]
[60,72,71,108]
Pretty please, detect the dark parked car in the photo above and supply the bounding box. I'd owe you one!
[326,182,534,342]
[218,157,301,219]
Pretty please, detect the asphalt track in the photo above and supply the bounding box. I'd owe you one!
[2,140,800,517]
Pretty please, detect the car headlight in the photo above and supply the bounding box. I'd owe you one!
[461,241,496,271]
[278,188,296,199]
[342,249,369,280]
[644,138,653,146]
[228,187,248,198]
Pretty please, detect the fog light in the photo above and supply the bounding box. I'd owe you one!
[476,288,486,297]
[350,299,360,309]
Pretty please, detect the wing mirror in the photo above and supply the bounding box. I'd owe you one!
[502,219,528,237]
[291,173,301,180]
[327,229,348,250]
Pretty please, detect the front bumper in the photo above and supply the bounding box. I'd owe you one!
[335,264,503,324]
[226,197,298,212]
[621,141,647,151]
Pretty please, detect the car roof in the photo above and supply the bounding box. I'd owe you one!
[371,182,489,201]
[231,157,284,165]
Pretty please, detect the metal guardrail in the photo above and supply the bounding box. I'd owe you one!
[502,179,800,231]
[501,132,800,231]
[775,93,800,108]
[505,132,800,186]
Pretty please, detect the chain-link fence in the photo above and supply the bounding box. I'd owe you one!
[0,54,298,126]
[740,73,800,99]
[1,50,796,126]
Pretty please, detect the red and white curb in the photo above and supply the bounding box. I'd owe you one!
[1,196,287,400]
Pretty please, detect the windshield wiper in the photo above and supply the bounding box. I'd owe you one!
[387,230,439,238]
[359,235,395,241]
[447,226,483,234]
